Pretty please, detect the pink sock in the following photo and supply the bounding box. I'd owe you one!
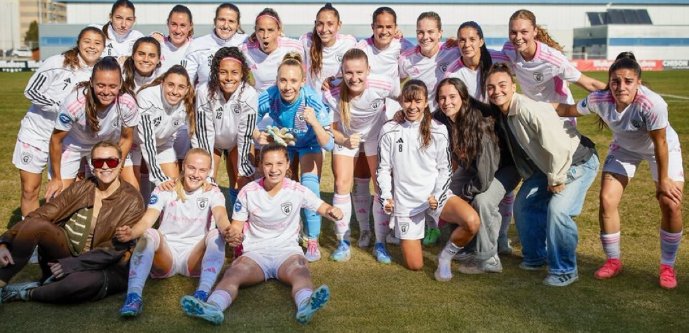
[600,232,621,260]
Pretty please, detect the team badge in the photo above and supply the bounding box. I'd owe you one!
[149,194,158,205]
[153,117,162,127]
[20,152,32,165]
[234,200,242,212]
[631,118,643,129]
[336,54,344,62]
[281,202,293,215]
[439,62,449,72]
[533,72,544,82]
[370,98,383,110]
[173,120,180,126]
[232,104,241,114]
[400,222,409,234]
[197,197,209,209]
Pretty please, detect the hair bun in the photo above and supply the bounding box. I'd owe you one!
[282,51,303,64]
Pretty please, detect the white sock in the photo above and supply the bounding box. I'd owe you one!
[294,288,312,308]
[660,229,682,266]
[207,289,232,311]
[126,229,160,295]
[352,178,372,232]
[333,194,352,241]
[372,195,390,244]
[439,242,462,262]
[600,232,621,260]
[198,229,226,293]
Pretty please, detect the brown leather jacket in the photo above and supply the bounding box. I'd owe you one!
[0,177,145,251]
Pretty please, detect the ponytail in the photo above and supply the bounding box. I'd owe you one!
[309,3,340,78]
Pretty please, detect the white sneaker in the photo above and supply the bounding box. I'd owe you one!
[358,230,372,248]
[481,254,503,273]
[385,234,400,245]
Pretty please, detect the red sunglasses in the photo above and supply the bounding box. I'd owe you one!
[91,157,120,169]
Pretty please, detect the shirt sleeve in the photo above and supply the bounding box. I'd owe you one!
[183,49,201,86]
[232,187,250,222]
[147,188,170,211]
[193,91,215,154]
[24,59,62,113]
[236,94,257,177]
[575,94,595,116]
[210,187,226,209]
[138,111,171,185]
[557,52,582,83]
[376,127,394,201]
[300,185,325,212]
[643,99,669,131]
[54,101,77,132]
[119,95,140,127]
[432,128,452,201]
[525,101,574,186]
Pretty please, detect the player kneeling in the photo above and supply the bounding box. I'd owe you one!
[180,143,342,325]
[115,148,231,317]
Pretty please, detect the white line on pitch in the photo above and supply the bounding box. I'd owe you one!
[660,93,689,100]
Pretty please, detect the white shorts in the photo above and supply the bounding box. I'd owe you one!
[242,247,305,280]
[13,140,48,174]
[333,139,378,157]
[174,127,190,160]
[150,238,201,279]
[60,147,133,179]
[604,144,684,182]
[392,193,452,240]
[130,142,177,166]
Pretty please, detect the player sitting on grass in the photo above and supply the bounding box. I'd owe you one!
[116,148,231,316]
[180,143,342,325]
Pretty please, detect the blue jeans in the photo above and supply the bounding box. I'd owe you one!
[514,154,599,275]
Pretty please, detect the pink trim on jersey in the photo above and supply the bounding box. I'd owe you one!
[117,93,137,109]
[367,78,392,91]
[634,91,655,110]
[66,94,86,117]
[329,86,341,97]
[588,91,615,104]
[279,38,302,49]
[445,58,466,75]
[533,42,542,60]
[489,49,509,62]
[554,77,567,97]
[400,46,419,59]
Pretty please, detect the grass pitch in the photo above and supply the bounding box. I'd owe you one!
[0,71,687,332]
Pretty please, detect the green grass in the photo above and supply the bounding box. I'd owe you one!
[1,71,688,332]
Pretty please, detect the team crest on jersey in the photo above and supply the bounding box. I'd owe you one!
[232,103,241,114]
[197,197,209,210]
[234,200,242,212]
[439,62,449,73]
[631,118,643,129]
[59,113,71,125]
[336,54,344,62]
[400,222,409,234]
[370,98,383,110]
[281,202,293,215]
[20,152,32,165]
[153,117,162,127]
[533,72,544,82]
[173,120,180,126]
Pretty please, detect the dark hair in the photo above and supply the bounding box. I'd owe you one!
[259,143,292,178]
[168,4,194,38]
[310,3,340,78]
[509,9,563,52]
[485,63,516,85]
[372,6,397,25]
[337,48,368,130]
[103,0,135,39]
[249,8,281,43]
[122,37,161,93]
[139,65,196,138]
[215,3,245,34]
[396,79,433,148]
[92,140,123,160]
[77,57,134,132]
[458,21,492,97]
[62,26,106,69]
[208,47,251,102]
[417,11,442,30]
[436,78,498,167]
[595,51,642,130]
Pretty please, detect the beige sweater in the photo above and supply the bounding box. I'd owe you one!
[505,93,581,186]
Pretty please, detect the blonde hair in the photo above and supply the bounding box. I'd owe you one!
[337,48,368,130]
[175,148,212,202]
[278,51,305,77]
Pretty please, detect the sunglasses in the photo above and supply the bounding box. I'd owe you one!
[91,157,120,169]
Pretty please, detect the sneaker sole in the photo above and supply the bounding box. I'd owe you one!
[330,251,351,262]
[434,270,453,282]
[543,275,579,287]
[120,307,142,318]
[180,296,224,325]
[296,286,330,324]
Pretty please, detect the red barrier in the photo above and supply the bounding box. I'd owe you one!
[570,59,664,71]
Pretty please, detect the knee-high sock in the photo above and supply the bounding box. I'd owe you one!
[498,191,515,241]
[333,194,352,241]
[301,173,321,239]
[352,178,372,232]
[127,229,160,296]
[372,194,389,243]
[198,229,226,293]
[660,229,682,266]
[207,289,233,311]
[600,232,621,260]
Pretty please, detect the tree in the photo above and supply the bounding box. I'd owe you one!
[25,20,39,50]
